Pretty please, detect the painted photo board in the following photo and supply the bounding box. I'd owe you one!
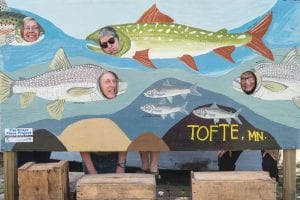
[0,0,299,152]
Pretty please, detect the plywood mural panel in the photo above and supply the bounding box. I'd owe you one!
[0,0,299,152]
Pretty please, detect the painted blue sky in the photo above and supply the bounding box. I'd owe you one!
[7,0,276,39]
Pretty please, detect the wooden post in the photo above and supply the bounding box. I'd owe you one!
[283,149,296,200]
[4,152,18,200]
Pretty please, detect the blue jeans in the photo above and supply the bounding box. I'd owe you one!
[82,152,118,174]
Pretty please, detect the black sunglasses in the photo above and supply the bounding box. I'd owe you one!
[99,37,115,49]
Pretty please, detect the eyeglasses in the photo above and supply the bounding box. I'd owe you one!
[240,76,255,82]
[24,26,39,31]
[99,37,116,49]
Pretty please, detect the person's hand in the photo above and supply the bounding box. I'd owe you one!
[217,150,232,158]
[263,149,280,161]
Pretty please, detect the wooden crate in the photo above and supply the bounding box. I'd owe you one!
[18,160,69,200]
[77,173,156,200]
[191,171,276,200]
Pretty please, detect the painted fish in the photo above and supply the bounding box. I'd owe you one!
[192,103,242,124]
[86,4,274,71]
[144,80,201,103]
[232,48,300,108]
[0,0,44,46]
[140,101,188,120]
[0,48,128,120]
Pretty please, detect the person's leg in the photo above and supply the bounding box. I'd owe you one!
[261,150,279,182]
[139,151,150,172]
[218,151,242,171]
[149,151,160,173]
[116,151,127,173]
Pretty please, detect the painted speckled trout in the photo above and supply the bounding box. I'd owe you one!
[0,0,44,45]
[86,4,274,71]
[0,48,128,120]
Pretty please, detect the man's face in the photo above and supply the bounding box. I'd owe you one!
[23,20,40,42]
[240,72,256,94]
[99,35,119,55]
[100,72,118,99]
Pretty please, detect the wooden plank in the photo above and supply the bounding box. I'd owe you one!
[77,173,156,200]
[283,149,296,200]
[4,152,18,200]
[191,171,276,200]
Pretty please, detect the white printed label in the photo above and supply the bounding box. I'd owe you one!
[5,128,33,143]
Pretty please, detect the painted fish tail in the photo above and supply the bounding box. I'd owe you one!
[190,83,201,96]
[0,71,14,103]
[234,108,242,125]
[246,12,274,61]
[180,102,189,115]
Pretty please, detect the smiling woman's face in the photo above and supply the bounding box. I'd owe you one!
[22,19,40,42]
[99,72,118,99]
[240,71,257,94]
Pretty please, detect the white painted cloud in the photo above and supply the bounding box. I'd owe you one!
[7,0,276,39]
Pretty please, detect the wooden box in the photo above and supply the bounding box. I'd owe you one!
[18,160,69,200]
[191,171,276,200]
[77,173,156,200]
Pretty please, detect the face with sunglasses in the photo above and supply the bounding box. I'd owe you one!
[99,35,119,55]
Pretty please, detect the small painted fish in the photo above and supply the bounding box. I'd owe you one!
[140,101,188,120]
[192,103,242,124]
[233,48,300,108]
[144,80,201,103]
[0,48,128,120]
[0,0,44,46]
[86,4,274,71]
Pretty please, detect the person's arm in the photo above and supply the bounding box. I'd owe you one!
[116,151,127,173]
[80,152,97,174]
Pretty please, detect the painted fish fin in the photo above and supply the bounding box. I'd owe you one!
[15,35,23,43]
[170,113,175,119]
[0,71,14,103]
[137,4,174,23]
[161,114,167,120]
[280,48,298,67]
[262,81,288,92]
[213,118,219,124]
[0,0,10,12]
[47,99,65,120]
[216,28,228,35]
[67,87,96,97]
[20,92,36,108]
[162,80,171,87]
[133,49,156,69]
[178,54,199,71]
[213,46,235,63]
[166,96,173,104]
[49,48,72,70]
[0,35,6,46]
[246,12,274,61]
[292,97,300,108]
[225,118,231,124]
[190,84,201,96]
[159,98,167,105]
[210,102,219,109]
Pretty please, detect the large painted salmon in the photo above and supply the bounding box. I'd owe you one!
[86,4,274,71]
